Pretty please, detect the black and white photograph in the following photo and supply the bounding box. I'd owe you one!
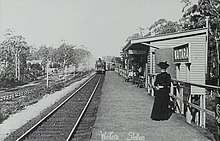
[0,0,219,140]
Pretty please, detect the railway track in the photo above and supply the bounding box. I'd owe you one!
[8,73,104,141]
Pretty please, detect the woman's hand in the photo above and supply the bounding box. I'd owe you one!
[155,86,160,91]
[169,93,174,97]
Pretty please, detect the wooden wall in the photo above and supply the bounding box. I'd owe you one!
[150,33,207,94]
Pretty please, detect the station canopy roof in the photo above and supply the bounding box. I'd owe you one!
[123,28,207,52]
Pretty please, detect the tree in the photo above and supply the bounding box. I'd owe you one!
[28,45,39,60]
[72,48,91,66]
[181,0,219,85]
[126,33,142,41]
[217,2,220,87]
[53,43,91,68]
[180,0,218,30]
[0,32,29,82]
[54,43,75,67]
[126,19,182,41]
[36,45,49,59]
[34,45,50,71]
[148,19,182,36]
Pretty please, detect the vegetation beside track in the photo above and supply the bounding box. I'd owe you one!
[0,70,93,123]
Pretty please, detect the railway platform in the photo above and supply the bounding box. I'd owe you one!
[90,71,212,141]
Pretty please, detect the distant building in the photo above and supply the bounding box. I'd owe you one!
[27,59,43,65]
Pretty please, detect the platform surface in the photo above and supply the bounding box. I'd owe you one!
[90,71,212,141]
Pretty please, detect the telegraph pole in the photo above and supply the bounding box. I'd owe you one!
[46,62,49,88]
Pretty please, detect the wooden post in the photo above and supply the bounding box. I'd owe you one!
[46,63,49,88]
[170,82,174,97]
[145,63,148,91]
[185,63,192,124]
[74,65,76,76]
[151,75,155,96]
[176,83,182,114]
[15,52,18,79]
[150,51,153,74]
[200,94,206,128]
[18,54,20,81]
[175,64,182,114]
[186,95,192,124]
[180,86,184,114]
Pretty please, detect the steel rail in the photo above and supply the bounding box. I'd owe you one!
[15,74,96,141]
[66,76,102,141]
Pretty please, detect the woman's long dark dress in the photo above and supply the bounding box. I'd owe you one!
[150,72,172,121]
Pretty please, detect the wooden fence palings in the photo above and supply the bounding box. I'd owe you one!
[0,85,47,102]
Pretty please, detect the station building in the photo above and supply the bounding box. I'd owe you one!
[122,28,208,94]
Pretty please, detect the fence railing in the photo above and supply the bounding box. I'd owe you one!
[147,73,219,128]
[115,68,219,129]
[115,67,127,78]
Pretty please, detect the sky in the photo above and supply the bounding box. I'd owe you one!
[0,0,184,58]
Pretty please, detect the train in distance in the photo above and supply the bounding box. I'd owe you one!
[95,58,106,74]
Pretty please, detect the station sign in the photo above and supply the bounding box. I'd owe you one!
[173,43,189,62]
[128,50,147,55]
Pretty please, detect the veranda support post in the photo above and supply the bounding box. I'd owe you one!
[200,94,206,128]
[145,63,148,91]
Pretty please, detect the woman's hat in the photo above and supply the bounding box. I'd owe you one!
[157,61,170,69]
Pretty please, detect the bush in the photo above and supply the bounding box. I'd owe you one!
[0,111,4,123]
[0,69,40,88]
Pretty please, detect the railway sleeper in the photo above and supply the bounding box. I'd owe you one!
[76,126,92,130]
[36,127,71,131]
[39,122,72,126]
[43,118,78,122]
[28,131,67,138]
[43,119,76,124]
[73,132,92,139]
[75,128,92,133]
[77,123,94,129]
[80,118,96,124]
[26,135,67,141]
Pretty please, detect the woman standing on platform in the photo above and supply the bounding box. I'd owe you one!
[150,61,172,121]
